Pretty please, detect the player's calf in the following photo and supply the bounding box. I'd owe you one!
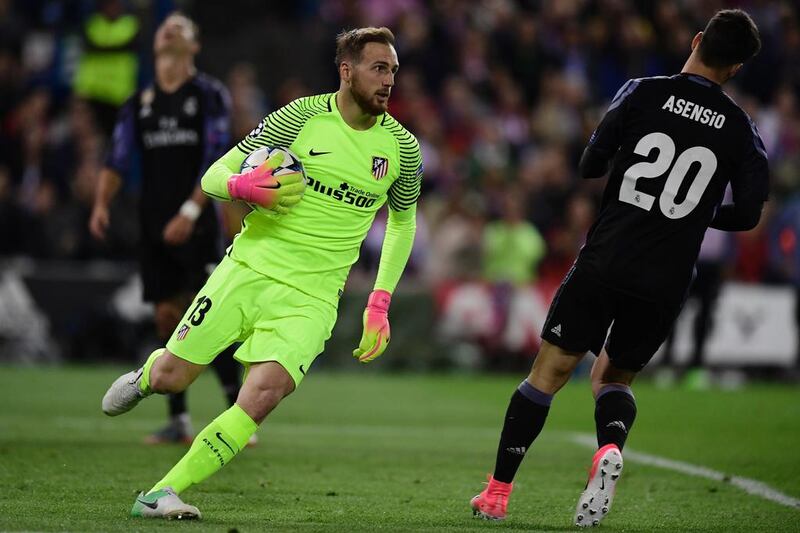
[102,349,203,415]
[154,301,184,342]
[236,361,295,423]
[147,349,205,394]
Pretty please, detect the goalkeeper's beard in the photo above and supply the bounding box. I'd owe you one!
[349,75,387,116]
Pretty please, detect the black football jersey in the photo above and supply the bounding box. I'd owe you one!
[577,73,769,304]
[106,73,231,242]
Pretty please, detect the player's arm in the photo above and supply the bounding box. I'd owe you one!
[374,205,418,292]
[709,117,769,231]
[578,147,613,180]
[162,181,212,245]
[708,199,764,231]
[579,79,640,179]
[200,98,310,212]
[164,83,232,245]
[353,138,423,363]
[90,99,134,240]
[200,145,245,201]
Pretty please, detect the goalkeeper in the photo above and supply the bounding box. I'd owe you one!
[101,26,422,520]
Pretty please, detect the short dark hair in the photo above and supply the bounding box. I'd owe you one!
[334,27,395,66]
[698,9,760,68]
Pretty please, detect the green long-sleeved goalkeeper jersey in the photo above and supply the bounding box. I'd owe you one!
[201,92,422,306]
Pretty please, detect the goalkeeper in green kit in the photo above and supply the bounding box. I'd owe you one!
[101,26,421,520]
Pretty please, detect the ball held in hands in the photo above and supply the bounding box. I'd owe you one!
[229,146,307,214]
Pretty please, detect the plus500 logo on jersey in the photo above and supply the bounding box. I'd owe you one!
[306,175,379,209]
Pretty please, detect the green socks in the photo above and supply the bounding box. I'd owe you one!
[139,348,165,394]
[149,404,258,494]
[139,351,258,495]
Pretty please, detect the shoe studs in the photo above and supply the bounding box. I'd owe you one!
[576,452,621,528]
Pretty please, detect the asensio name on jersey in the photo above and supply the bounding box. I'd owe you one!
[221,92,422,306]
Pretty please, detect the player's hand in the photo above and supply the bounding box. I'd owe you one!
[89,204,110,240]
[353,290,391,363]
[162,213,195,245]
[227,151,306,214]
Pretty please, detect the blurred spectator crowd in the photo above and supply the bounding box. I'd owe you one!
[2,0,800,363]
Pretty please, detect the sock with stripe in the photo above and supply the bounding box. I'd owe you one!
[594,384,637,450]
[492,380,553,483]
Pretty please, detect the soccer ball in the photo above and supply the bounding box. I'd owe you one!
[240,145,304,174]
[239,145,306,214]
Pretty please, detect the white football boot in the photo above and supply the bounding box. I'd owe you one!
[131,487,201,519]
[574,444,623,527]
[102,367,150,416]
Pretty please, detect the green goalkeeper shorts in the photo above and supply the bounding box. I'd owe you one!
[165,255,337,387]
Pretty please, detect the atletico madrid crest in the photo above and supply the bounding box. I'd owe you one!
[176,324,190,341]
[372,156,389,180]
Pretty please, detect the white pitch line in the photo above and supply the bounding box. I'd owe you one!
[570,433,800,510]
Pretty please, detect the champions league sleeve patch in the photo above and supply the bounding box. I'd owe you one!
[248,120,265,139]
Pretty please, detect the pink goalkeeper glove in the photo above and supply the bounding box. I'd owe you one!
[353,289,392,363]
[227,151,306,214]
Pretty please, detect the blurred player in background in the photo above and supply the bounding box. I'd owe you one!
[89,12,245,445]
[73,0,140,138]
[660,226,732,389]
[470,9,767,527]
[101,26,422,520]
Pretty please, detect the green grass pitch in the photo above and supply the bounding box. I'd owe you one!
[1,365,799,532]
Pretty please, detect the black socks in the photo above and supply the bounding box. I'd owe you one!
[168,391,187,416]
[594,385,637,450]
[490,380,636,485]
[493,381,553,483]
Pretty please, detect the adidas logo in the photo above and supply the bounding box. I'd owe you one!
[606,420,627,433]
[551,324,562,337]
[506,446,527,456]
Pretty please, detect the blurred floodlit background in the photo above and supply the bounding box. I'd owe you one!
[1,0,800,387]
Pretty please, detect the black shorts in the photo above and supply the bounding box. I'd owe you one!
[540,265,684,372]
[140,237,219,303]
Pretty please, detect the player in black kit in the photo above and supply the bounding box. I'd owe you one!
[470,9,766,527]
[89,12,247,445]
